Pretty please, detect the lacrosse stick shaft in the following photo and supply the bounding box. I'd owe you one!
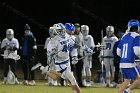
[77,52,95,61]
[100,29,105,84]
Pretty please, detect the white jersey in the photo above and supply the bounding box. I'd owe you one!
[83,35,95,50]
[1,38,19,59]
[53,33,71,62]
[44,37,55,64]
[74,32,84,56]
[83,35,95,68]
[101,35,118,57]
[44,37,51,50]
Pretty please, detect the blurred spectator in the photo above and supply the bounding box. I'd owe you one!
[20,24,37,85]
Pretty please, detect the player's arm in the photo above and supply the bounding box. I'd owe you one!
[10,39,19,51]
[1,39,10,52]
[133,36,140,58]
[133,46,140,58]
[116,40,121,57]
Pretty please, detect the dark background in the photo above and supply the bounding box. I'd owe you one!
[0,0,140,44]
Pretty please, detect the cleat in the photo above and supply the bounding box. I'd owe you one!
[23,80,28,85]
[31,63,42,71]
[28,80,35,86]
[42,66,49,74]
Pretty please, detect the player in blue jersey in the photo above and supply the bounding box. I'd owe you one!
[117,19,140,93]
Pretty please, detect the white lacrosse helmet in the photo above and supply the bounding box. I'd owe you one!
[6,29,14,39]
[49,26,57,38]
[53,23,66,37]
[106,26,114,37]
[81,25,89,36]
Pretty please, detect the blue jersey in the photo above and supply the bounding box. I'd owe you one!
[117,32,140,68]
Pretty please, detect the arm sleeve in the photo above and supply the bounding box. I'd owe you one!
[133,36,140,57]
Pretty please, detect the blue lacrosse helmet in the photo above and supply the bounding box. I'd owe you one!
[128,19,139,27]
[65,23,75,31]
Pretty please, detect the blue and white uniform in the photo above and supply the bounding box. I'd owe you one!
[117,32,140,79]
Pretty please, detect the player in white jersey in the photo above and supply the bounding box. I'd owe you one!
[99,25,118,87]
[117,19,140,93]
[32,23,82,93]
[58,23,77,86]
[81,25,95,86]
[44,26,58,86]
[1,29,19,84]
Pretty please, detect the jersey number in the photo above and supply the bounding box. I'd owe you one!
[122,43,128,58]
[106,43,111,49]
[62,44,69,52]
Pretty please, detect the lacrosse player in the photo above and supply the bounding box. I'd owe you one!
[44,26,58,86]
[117,19,140,93]
[1,29,19,84]
[20,24,37,85]
[32,23,82,93]
[99,25,118,87]
[81,25,95,86]
[59,22,77,86]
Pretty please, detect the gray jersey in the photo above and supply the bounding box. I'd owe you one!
[101,35,118,57]
[1,38,19,59]
[83,35,95,50]
[74,32,84,56]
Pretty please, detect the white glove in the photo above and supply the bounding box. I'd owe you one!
[71,56,78,64]
[85,47,93,55]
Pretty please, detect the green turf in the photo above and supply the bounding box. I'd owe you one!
[0,80,140,93]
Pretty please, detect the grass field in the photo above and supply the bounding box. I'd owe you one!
[0,80,140,93]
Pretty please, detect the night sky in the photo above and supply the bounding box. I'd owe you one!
[0,0,140,44]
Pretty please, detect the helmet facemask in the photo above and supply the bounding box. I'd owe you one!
[6,29,14,40]
[56,29,66,37]
[81,25,89,36]
[106,26,114,37]
[53,23,66,37]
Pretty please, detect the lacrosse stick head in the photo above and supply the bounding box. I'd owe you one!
[8,53,20,60]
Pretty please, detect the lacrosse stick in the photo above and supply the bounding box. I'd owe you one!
[7,65,16,84]
[78,52,95,61]
[1,53,20,60]
[100,29,106,85]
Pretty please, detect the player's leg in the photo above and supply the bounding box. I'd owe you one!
[82,66,87,86]
[124,66,140,93]
[63,68,82,93]
[118,79,130,93]
[110,58,115,80]
[3,59,9,84]
[117,68,137,93]
[51,63,58,86]
[104,58,111,86]
[40,65,61,80]
[85,66,91,86]
[86,56,92,86]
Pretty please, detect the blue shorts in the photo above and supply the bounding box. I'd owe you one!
[121,66,140,79]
